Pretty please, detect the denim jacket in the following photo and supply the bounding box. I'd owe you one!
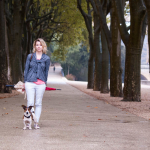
[24,53,50,83]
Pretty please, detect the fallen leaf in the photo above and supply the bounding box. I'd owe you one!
[87,106,90,107]
[0,97,6,99]
[3,107,6,110]
[5,113,8,115]
[11,110,13,111]
[116,116,117,117]
[98,119,102,120]
[94,107,98,108]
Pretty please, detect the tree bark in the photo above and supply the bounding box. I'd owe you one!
[10,1,24,83]
[26,22,32,54]
[22,23,28,71]
[122,0,146,101]
[123,46,142,101]
[110,0,123,97]
[93,0,112,51]
[0,0,8,92]
[5,14,11,82]
[87,37,94,89]
[100,0,109,93]
[93,12,101,91]
[101,29,109,93]
[7,0,27,84]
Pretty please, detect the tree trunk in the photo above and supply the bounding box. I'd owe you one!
[26,22,32,55]
[68,66,69,75]
[101,29,109,93]
[123,0,146,101]
[123,46,141,101]
[5,15,11,83]
[110,1,122,97]
[100,1,109,93]
[22,23,28,71]
[0,0,8,92]
[7,1,28,84]
[87,38,94,89]
[10,1,24,84]
[93,0,112,51]
[77,0,94,89]
[93,12,101,91]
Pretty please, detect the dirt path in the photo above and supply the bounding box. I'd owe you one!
[65,79,150,120]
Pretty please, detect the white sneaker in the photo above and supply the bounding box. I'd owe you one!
[34,124,40,129]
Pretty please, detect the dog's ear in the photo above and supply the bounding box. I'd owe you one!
[29,106,33,110]
[21,105,26,110]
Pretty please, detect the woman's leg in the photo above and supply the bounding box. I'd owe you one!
[35,84,46,123]
[25,82,35,107]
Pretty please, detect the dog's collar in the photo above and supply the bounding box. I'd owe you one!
[24,115,31,118]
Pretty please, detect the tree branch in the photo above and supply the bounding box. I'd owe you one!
[77,0,92,36]
[26,9,54,22]
[92,0,112,51]
[112,0,129,46]
[106,1,111,15]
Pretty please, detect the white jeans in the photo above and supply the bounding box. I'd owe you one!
[25,82,46,123]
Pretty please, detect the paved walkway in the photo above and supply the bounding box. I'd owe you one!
[0,66,150,150]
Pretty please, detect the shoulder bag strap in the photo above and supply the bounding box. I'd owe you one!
[30,53,33,62]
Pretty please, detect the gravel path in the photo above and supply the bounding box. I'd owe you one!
[65,77,150,121]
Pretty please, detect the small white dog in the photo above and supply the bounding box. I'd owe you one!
[22,105,38,130]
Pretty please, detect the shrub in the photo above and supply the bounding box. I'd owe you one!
[65,74,75,81]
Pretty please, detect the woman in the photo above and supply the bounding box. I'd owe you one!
[24,38,50,129]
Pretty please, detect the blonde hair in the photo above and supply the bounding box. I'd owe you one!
[33,38,48,54]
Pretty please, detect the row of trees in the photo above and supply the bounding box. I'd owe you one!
[0,0,85,92]
[77,0,150,102]
[0,0,149,102]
